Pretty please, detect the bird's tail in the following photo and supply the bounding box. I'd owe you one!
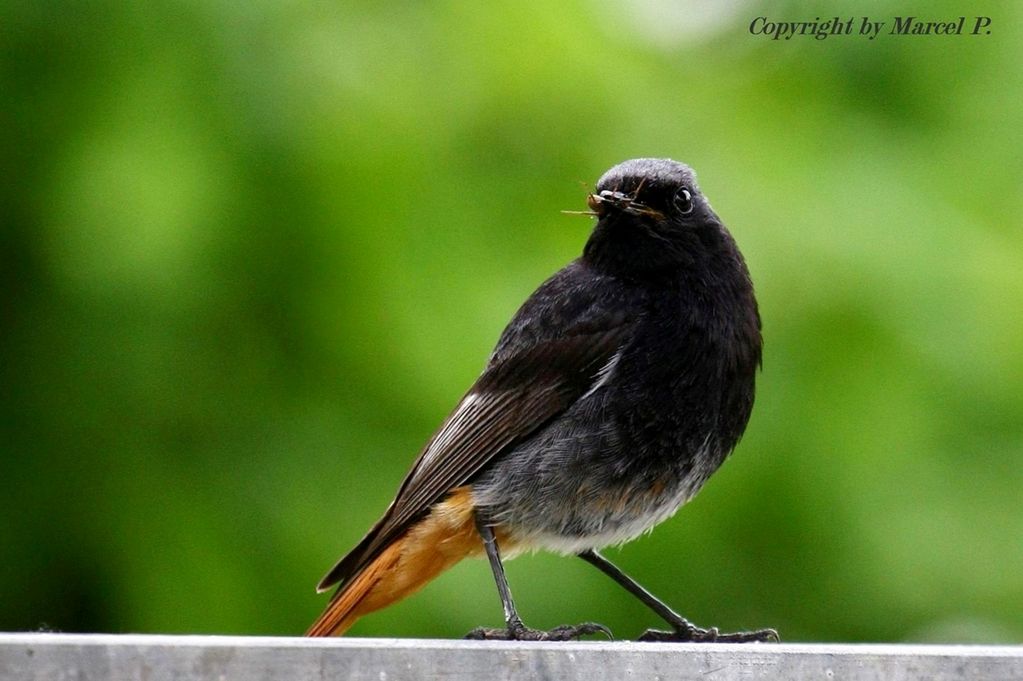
[306,487,482,637]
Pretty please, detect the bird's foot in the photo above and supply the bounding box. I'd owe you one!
[465,618,612,641]
[638,621,779,643]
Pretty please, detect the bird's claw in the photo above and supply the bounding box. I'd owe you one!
[465,620,613,641]
[638,624,779,643]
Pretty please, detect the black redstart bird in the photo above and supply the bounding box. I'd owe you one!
[307,158,777,642]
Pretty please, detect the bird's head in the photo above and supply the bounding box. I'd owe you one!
[580,158,732,280]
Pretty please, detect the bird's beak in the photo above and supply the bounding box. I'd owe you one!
[587,190,632,216]
[587,190,663,220]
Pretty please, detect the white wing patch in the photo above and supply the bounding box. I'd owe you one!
[580,348,623,401]
[417,393,479,471]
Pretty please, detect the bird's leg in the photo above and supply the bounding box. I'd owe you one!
[465,515,612,641]
[578,550,778,643]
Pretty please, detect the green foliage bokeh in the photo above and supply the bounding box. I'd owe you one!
[2,0,1020,642]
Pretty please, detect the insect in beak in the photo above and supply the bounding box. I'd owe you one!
[589,190,664,219]
[561,180,663,220]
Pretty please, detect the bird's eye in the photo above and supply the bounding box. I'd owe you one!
[673,188,693,215]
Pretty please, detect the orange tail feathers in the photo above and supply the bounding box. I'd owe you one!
[306,487,483,637]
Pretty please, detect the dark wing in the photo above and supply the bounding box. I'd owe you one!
[317,261,641,591]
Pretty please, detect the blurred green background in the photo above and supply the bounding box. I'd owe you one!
[2,0,1021,643]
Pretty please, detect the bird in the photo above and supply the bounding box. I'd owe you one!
[306,158,777,642]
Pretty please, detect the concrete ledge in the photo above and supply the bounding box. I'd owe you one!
[2,633,1021,680]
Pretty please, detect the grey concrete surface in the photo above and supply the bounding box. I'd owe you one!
[1,633,1021,680]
